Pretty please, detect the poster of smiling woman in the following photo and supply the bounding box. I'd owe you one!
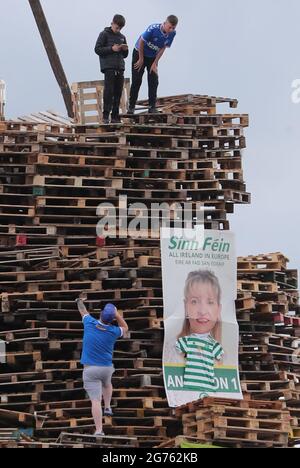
[161,228,243,407]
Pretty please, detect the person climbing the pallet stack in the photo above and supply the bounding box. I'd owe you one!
[76,294,128,436]
[127,15,178,115]
[95,14,129,124]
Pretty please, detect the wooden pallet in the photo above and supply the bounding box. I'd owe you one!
[57,431,138,447]
[177,396,291,448]
[238,253,290,272]
[72,79,131,125]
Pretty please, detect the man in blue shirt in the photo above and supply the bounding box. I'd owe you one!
[76,295,128,436]
[128,15,178,114]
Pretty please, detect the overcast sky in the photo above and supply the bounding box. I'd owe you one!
[1,0,299,271]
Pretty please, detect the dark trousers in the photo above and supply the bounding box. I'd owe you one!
[103,70,124,118]
[129,49,159,109]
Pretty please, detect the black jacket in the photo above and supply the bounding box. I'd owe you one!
[95,27,128,73]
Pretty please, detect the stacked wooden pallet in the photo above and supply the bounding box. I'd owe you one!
[137,94,239,116]
[0,94,298,448]
[236,252,300,447]
[159,397,292,448]
[0,96,249,448]
[0,102,250,235]
[237,252,300,403]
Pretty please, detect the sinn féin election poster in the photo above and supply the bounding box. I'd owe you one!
[161,228,242,407]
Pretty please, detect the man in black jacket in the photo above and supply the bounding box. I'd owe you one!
[95,15,128,124]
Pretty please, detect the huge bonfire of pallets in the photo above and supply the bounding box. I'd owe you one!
[0,94,299,449]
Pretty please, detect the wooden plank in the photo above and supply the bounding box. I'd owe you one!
[28,0,74,118]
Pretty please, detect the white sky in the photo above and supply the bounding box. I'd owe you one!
[1,0,299,271]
